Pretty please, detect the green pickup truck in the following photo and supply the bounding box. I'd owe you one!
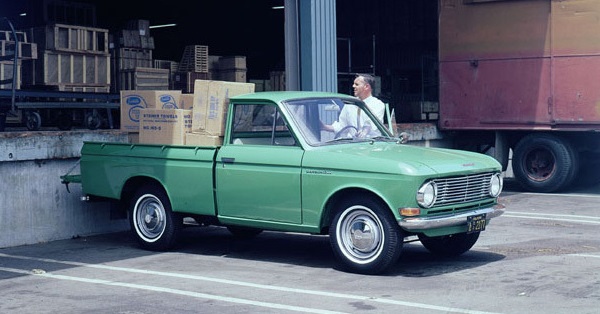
[63,91,504,274]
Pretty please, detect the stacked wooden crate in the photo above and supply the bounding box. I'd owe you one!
[112,20,169,91]
[208,55,248,83]
[1,30,39,90]
[154,59,179,89]
[23,23,110,92]
[172,45,210,93]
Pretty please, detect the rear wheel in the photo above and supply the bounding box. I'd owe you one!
[84,111,102,130]
[129,183,182,251]
[418,232,480,257]
[57,111,73,130]
[329,196,402,274]
[512,133,578,193]
[26,111,41,131]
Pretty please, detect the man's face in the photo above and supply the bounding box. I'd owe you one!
[352,77,369,100]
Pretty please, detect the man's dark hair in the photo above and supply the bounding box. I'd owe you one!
[356,73,376,90]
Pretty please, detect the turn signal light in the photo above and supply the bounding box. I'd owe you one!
[400,208,421,217]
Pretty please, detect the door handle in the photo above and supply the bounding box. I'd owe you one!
[221,157,235,164]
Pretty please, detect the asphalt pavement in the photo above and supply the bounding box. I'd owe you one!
[1,179,599,314]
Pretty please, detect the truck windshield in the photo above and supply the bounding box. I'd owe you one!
[282,97,392,146]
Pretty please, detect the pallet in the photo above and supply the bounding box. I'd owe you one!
[178,45,208,73]
[119,67,169,90]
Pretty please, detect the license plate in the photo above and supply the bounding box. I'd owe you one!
[467,214,486,233]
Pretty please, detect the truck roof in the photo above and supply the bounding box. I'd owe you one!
[229,91,355,103]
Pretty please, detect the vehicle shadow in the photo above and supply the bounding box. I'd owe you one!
[0,226,506,279]
[177,225,506,277]
[387,243,506,277]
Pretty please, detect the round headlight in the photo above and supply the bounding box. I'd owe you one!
[489,173,503,197]
[417,181,437,208]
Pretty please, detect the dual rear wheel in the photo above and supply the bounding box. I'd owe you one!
[512,133,579,193]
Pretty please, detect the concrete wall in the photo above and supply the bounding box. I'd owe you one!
[0,130,131,248]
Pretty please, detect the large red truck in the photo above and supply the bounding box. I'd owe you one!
[438,0,600,192]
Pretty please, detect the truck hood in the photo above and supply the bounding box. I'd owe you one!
[302,141,500,176]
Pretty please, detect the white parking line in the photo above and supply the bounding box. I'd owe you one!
[503,211,600,225]
[570,254,600,259]
[0,266,344,314]
[516,192,600,199]
[0,253,500,314]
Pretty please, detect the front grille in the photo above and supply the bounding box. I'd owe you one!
[433,172,495,207]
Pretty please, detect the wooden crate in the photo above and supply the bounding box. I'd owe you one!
[0,61,21,89]
[119,67,169,90]
[29,24,109,54]
[22,50,110,87]
[270,71,286,91]
[172,71,210,93]
[118,30,155,49]
[125,20,151,36]
[0,41,38,60]
[1,31,27,43]
[154,59,179,73]
[218,56,247,70]
[178,45,209,73]
[58,84,110,93]
[114,47,152,70]
[212,69,247,83]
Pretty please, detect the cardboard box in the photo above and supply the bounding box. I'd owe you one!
[191,80,210,131]
[120,90,182,131]
[185,132,224,146]
[139,109,192,145]
[194,80,254,135]
[179,93,194,110]
[206,81,254,135]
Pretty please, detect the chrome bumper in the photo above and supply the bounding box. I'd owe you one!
[398,204,505,231]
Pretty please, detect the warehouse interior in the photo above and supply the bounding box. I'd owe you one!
[0,0,439,125]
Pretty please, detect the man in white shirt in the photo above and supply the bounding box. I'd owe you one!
[322,74,385,137]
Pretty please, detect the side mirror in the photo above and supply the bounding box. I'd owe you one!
[398,132,409,144]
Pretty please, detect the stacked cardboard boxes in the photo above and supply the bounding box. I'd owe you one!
[179,93,194,110]
[139,109,192,145]
[120,90,182,132]
[187,80,255,146]
[120,80,255,146]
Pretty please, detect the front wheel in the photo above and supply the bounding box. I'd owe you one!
[329,196,403,275]
[129,183,182,251]
[418,232,480,257]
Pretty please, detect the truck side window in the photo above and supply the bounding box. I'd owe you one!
[231,104,295,146]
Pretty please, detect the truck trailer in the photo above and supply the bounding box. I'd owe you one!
[438,0,600,192]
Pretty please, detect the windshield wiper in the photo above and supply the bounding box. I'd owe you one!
[324,137,375,145]
[369,136,397,142]
[324,137,356,144]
